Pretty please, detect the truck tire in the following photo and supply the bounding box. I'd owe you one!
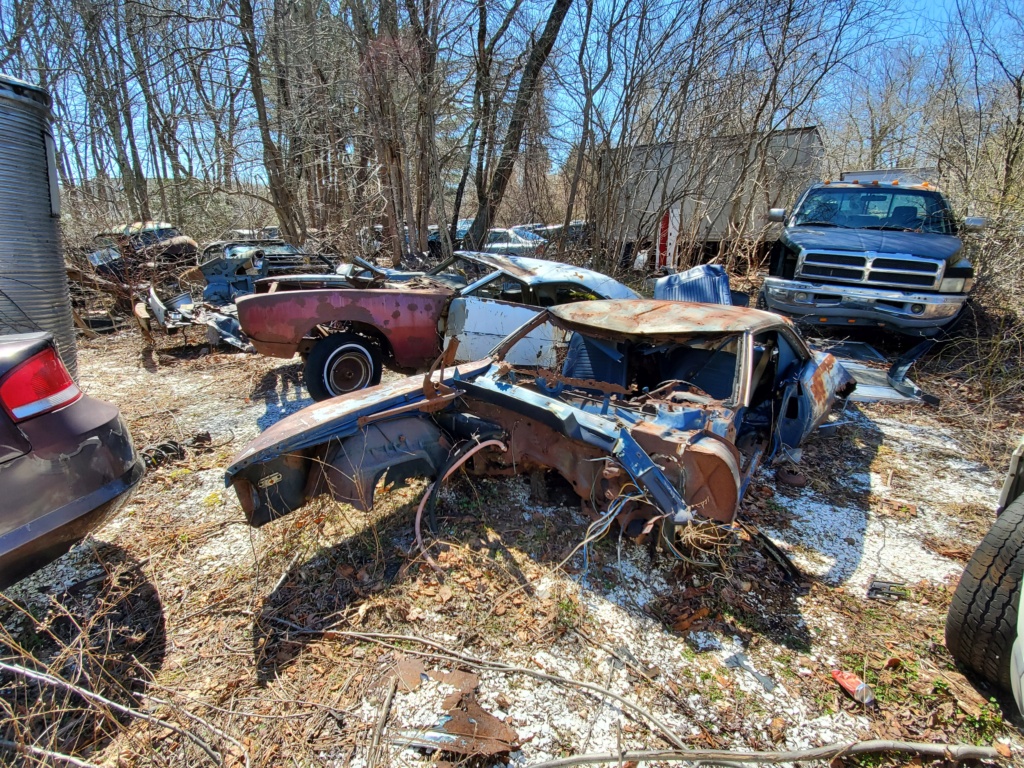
[944,495,1024,690]
[304,333,382,401]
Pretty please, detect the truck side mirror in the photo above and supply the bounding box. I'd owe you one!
[963,216,987,232]
[768,208,787,223]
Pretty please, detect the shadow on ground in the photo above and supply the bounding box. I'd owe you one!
[251,362,312,431]
[0,541,166,759]
[250,495,534,684]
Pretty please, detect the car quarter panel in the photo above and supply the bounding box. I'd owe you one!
[235,288,451,367]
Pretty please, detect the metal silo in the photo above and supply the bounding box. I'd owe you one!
[0,74,77,377]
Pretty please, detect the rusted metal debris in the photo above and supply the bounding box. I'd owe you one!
[391,656,519,758]
[392,656,480,694]
[395,691,520,757]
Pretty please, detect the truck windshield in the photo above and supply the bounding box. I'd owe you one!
[794,188,957,235]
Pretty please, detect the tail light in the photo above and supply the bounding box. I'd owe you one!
[0,347,82,422]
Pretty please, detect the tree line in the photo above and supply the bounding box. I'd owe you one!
[0,0,1020,270]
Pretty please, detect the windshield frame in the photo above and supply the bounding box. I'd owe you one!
[487,309,750,406]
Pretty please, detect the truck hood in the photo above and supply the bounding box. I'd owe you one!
[783,227,963,263]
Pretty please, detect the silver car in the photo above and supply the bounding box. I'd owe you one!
[483,227,547,257]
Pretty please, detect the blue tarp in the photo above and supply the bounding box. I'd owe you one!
[654,264,732,305]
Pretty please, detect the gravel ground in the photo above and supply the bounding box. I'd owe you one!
[1,327,1021,766]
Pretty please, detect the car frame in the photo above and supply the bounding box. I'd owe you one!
[224,299,853,552]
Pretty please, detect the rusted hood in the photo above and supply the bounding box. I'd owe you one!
[550,299,787,340]
[224,361,493,482]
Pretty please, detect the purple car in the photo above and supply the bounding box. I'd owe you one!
[0,332,143,589]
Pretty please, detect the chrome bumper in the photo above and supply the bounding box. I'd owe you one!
[761,277,967,333]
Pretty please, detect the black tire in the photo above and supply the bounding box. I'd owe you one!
[945,495,1024,690]
[755,290,768,310]
[304,333,382,401]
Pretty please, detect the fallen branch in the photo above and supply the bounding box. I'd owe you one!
[0,660,221,765]
[368,677,398,767]
[146,694,251,768]
[526,740,1004,767]
[0,739,103,768]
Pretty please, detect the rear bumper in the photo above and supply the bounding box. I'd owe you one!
[0,400,144,589]
[761,277,967,335]
[0,458,143,589]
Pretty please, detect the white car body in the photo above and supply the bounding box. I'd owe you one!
[444,254,638,369]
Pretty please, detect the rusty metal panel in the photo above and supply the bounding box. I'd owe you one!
[225,361,492,477]
[551,299,787,338]
[235,287,451,366]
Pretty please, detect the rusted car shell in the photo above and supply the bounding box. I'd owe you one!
[235,287,451,366]
[225,299,854,546]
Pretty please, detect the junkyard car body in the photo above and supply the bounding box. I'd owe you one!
[137,240,340,351]
[0,332,143,588]
[483,227,547,257]
[225,300,853,547]
[196,239,334,304]
[235,252,639,397]
[87,221,199,278]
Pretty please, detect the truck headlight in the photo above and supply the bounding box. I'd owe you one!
[939,277,966,293]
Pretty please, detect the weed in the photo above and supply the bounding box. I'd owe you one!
[963,700,1005,742]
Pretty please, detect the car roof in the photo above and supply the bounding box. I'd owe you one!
[810,181,942,193]
[455,251,638,299]
[549,299,786,337]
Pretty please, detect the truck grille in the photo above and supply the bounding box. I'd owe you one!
[798,250,941,290]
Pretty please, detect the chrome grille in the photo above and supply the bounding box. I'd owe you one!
[797,250,942,290]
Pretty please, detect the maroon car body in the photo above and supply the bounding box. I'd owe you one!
[0,332,143,589]
[237,286,450,369]
[235,252,641,402]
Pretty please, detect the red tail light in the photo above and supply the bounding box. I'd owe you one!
[0,347,82,422]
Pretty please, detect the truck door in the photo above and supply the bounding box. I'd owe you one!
[445,275,567,366]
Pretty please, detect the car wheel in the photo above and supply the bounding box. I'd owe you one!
[945,495,1024,691]
[304,333,382,401]
[755,290,768,310]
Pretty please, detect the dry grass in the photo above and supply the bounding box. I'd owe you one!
[1,319,1022,766]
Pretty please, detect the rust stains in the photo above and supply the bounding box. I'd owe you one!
[551,299,787,338]
[236,287,451,368]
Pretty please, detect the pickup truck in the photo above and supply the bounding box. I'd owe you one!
[759,173,985,336]
[235,252,639,400]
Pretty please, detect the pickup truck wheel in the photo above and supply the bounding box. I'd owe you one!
[944,495,1024,690]
[304,333,382,401]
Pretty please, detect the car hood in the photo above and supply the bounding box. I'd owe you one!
[783,227,963,262]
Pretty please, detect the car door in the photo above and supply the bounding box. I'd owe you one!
[444,274,568,367]
[774,329,854,449]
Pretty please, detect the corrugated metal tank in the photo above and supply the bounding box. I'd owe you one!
[0,74,77,377]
